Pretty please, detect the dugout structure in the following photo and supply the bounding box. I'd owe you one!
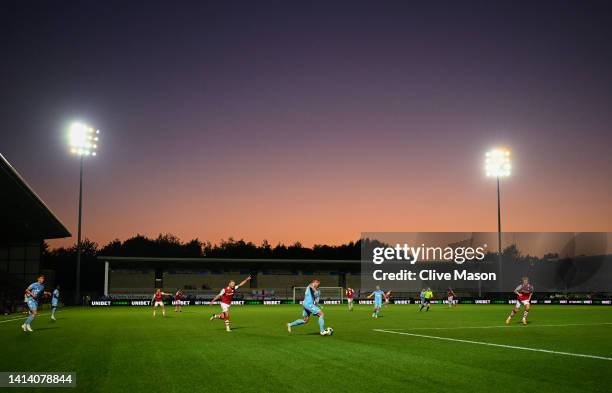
[99,256,362,300]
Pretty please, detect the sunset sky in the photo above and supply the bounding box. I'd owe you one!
[2,1,611,249]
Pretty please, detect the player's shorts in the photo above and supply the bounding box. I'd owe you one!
[220,302,231,313]
[27,298,38,311]
[515,299,530,307]
[448,296,454,302]
[374,301,382,308]
[154,301,164,307]
[303,303,321,317]
[51,301,59,308]
[347,298,353,302]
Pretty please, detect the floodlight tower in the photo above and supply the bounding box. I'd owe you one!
[485,148,511,259]
[68,122,99,304]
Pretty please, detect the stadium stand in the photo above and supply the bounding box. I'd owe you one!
[99,257,361,300]
[109,269,155,294]
[0,153,70,312]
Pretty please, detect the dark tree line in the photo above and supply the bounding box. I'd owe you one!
[92,234,362,259]
[41,234,362,295]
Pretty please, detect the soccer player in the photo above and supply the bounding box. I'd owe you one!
[384,290,392,307]
[210,275,251,332]
[51,285,60,320]
[418,288,426,311]
[21,274,51,332]
[287,279,330,336]
[174,289,183,312]
[152,288,172,317]
[506,277,534,325]
[345,287,355,311]
[447,288,456,308]
[368,286,385,318]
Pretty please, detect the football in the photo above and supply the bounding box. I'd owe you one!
[325,327,334,336]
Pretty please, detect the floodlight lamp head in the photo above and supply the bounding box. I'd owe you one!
[485,148,511,178]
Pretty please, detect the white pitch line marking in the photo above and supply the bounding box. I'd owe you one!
[385,322,612,331]
[0,313,54,325]
[374,329,612,361]
[0,314,46,323]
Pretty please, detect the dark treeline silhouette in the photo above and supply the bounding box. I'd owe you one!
[41,234,363,296]
[95,234,362,259]
[100,234,203,258]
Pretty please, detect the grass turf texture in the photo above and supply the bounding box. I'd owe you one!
[1,305,611,393]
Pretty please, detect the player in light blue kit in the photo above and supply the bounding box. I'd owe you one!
[368,286,386,318]
[287,279,331,336]
[22,274,50,332]
[51,285,60,321]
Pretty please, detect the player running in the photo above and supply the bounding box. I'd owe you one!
[447,288,456,308]
[345,287,355,311]
[419,288,433,311]
[210,275,251,332]
[506,277,534,325]
[368,286,386,318]
[21,274,51,332]
[51,285,60,320]
[287,279,331,336]
[152,289,172,317]
[384,290,392,307]
[174,289,183,312]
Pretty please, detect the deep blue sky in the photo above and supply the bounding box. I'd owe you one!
[2,1,611,248]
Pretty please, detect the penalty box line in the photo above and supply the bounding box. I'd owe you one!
[373,329,612,361]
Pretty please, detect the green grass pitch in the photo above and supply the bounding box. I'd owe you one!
[1,304,611,392]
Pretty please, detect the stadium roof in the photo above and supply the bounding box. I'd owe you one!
[98,256,361,264]
[0,153,71,240]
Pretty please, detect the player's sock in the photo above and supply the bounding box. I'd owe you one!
[51,308,56,318]
[509,308,517,318]
[419,305,424,311]
[318,316,325,333]
[289,319,306,327]
[522,311,529,320]
[25,315,34,325]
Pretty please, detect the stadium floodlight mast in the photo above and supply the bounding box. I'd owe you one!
[485,148,511,261]
[68,122,99,305]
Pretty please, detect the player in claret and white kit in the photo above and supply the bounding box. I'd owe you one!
[447,288,456,308]
[384,290,392,308]
[210,275,251,332]
[345,287,354,311]
[152,289,172,317]
[506,277,534,325]
[174,289,183,313]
